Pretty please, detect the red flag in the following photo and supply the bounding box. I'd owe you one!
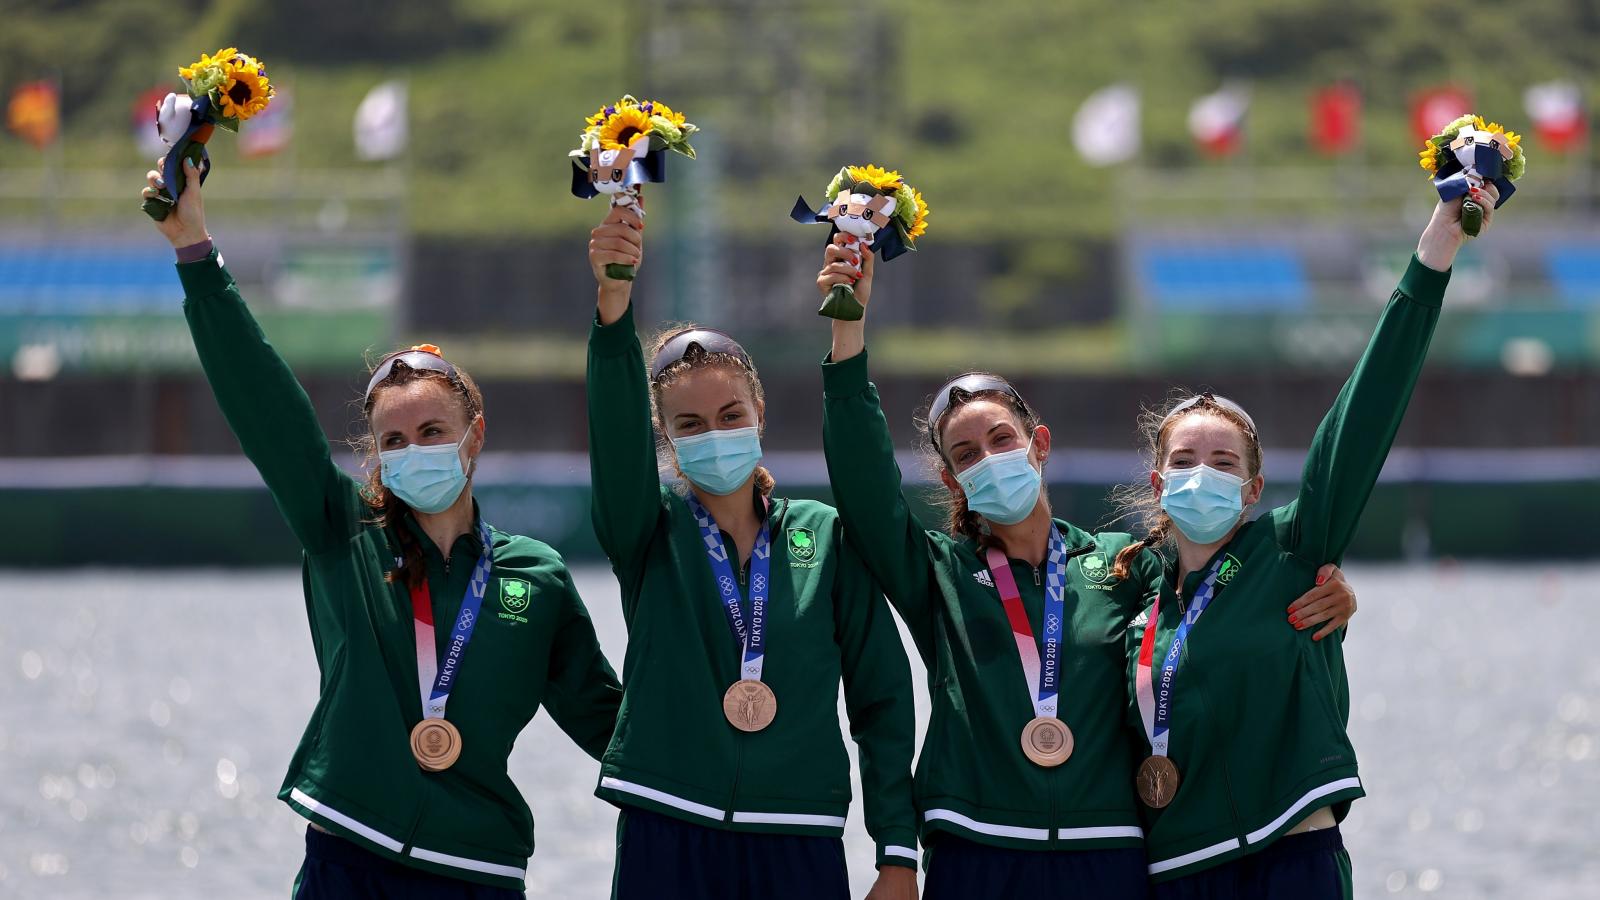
[132,86,170,158]
[1309,84,1361,155]
[1411,86,1473,143]
[1189,86,1249,158]
[1524,81,1585,153]
[7,81,60,149]
[240,86,292,158]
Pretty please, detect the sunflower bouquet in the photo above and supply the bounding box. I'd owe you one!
[141,47,276,221]
[1417,114,1525,237]
[570,96,699,281]
[790,165,929,320]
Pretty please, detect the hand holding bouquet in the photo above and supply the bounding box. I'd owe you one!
[142,48,275,222]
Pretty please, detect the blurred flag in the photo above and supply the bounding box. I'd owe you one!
[132,86,171,158]
[1189,85,1248,157]
[240,86,293,158]
[1073,84,1140,166]
[7,81,60,149]
[1309,84,1361,155]
[354,80,408,161]
[1411,86,1473,143]
[1524,81,1585,153]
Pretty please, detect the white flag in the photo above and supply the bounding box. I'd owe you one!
[1073,84,1140,166]
[1188,84,1250,156]
[354,80,408,162]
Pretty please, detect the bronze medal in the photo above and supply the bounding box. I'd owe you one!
[410,718,462,772]
[1137,755,1180,808]
[722,679,777,732]
[1020,716,1074,767]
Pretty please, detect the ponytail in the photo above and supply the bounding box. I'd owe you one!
[1113,515,1172,581]
[362,467,428,590]
[945,490,989,548]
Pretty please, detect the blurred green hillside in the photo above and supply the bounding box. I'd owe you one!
[3,0,1597,254]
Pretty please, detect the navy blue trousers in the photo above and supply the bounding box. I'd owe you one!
[922,835,1150,900]
[292,826,524,900]
[612,806,850,900]
[1153,828,1352,900]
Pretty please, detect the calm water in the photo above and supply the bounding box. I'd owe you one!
[2,564,1597,899]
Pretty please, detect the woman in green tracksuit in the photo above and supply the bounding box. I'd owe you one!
[142,161,622,898]
[1112,185,1499,899]
[813,236,1356,899]
[584,205,918,900]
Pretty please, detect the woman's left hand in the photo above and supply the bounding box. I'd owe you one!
[1287,563,1356,641]
[1417,181,1500,270]
[864,865,918,900]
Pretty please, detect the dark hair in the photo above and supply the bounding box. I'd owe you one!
[358,351,485,589]
[1108,390,1263,579]
[918,372,1045,547]
[646,323,775,497]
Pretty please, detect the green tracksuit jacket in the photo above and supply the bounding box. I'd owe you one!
[179,252,622,891]
[1128,255,1451,881]
[586,306,919,870]
[821,349,1152,854]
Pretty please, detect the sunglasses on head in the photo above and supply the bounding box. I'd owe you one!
[364,346,461,403]
[649,328,753,381]
[1161,391,1258,438]
[927,373,1034,450]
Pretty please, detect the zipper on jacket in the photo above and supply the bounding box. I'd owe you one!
[1190,646,1246,847]
[724,734,746,824]
[1031,565,1041,586]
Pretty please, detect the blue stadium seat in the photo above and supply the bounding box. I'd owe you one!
[1136,245,1310,311]
[0,245,178,314]
[1546,244,1600,308]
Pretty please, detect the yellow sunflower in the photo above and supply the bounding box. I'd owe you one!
[905,188,930,240]
[648,100,687,129]
[844,164,904,194]
[179,47,239,94]
[215,57,274,121]
[598,105,653,150]
[1418,142,1439,173]
[584,105,610,128]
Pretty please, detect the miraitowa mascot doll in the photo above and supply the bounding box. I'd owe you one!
[142,47,275,221]
[792,165,929,320]
[570,96,698,281]
[1418,114,1526,237]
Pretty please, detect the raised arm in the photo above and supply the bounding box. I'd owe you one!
[831,535,918,883]
[818,243,940,658]
[585,206,666,577]
[539,557,623,761]
[143,159,356,553]
[1280,189,1493,562]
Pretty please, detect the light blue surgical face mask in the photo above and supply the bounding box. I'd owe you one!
[379,423,476,514]
[1159,464,1246,544]
[672,426,763,496]
[956,441,1042,526]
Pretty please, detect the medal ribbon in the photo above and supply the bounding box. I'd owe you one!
[982,526,1068,719]
[1135,555,1227,757]
[686,493,773,682]
[411,520,495,721]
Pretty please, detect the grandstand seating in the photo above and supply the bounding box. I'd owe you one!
[0,244,177,314]
[1546,244,1600,307]
[1133,243,1310,311]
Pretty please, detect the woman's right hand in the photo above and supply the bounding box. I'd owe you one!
[590,204,644,325]
[816,233,875,311]
[819,234,875,361]
[142,156,209,250]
